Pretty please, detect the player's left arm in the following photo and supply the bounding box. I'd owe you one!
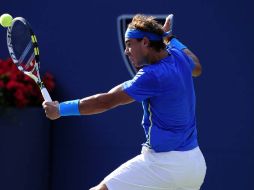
[79,84,134,115]
[42,84,134,120]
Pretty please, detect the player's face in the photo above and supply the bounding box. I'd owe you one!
[125,38,147,67]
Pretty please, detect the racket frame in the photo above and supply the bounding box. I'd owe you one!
[7,17,52,102]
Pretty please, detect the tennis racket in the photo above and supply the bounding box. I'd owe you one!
[6,17,52,102]
[163,14,174,43]
[168,14,174,33]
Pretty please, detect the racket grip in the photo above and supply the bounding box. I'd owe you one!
[41,87,52,102]
[169,14,174,32]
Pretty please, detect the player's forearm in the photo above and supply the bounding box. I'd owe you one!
[169,37,202,77]
[183,49,202,77]
[79,93,117,115]
[57,85,134,117]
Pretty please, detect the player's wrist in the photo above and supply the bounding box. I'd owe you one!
[164,34,173,44]
[59,99,81,116]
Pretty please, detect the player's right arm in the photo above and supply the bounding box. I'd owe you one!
[182,48,202,77]
[163,14,202,77]
[167,36,202,77]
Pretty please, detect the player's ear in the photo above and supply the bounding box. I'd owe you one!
[142,37,150,47]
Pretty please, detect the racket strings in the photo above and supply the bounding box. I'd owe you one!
[10,21,36,72]
[14,40,36,73]
[8,18,41,82]
[18,41,33,65]
[25,53,35,70]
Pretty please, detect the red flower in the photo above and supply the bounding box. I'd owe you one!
[0,58,56,108]
[0,80,4,88]
[14,89,28,107]
[0,58,12,70]
[43,72,55,91]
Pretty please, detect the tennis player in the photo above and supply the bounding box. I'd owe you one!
[43,14,206,190]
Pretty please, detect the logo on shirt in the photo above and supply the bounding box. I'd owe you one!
[117,14,168,77]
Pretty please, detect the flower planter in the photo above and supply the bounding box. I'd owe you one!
[0,107,51,190]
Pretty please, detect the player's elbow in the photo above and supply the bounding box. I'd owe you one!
[183,48,202,77]
[191,54,202,77]
[192,62,202,77]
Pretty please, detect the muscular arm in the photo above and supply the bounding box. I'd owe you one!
[183,48,202,77]
[42,84,134,120]
[162,15,202,77]
[79,84,134,115]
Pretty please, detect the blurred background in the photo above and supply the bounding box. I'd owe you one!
[0,0,253,189]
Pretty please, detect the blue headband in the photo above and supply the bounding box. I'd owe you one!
[125,28,171,41]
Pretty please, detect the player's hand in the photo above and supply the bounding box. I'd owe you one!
[162,14,174,33]
[42,101,60,120]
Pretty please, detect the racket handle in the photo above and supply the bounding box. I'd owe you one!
[169,14,174,33]
[41,87,52,102]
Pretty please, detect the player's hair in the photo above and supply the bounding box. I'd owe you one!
[128,14,166,51]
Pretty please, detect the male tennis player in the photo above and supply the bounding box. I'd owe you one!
[43,14,206,190]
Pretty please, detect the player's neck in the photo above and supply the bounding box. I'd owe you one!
[147,49,169,64]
